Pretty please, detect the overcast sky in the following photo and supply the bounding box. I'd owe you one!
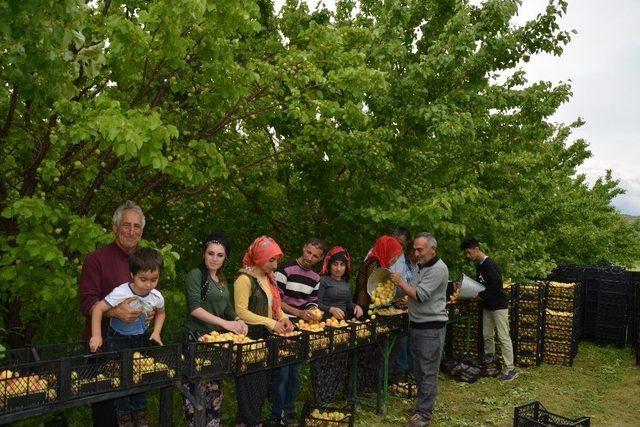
[275,1,640,215]
[517,1,640,215]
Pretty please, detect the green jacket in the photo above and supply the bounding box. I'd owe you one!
[185,267,236,334]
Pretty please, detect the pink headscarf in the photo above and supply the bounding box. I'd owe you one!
[242,236,284,318]
[367,235,403,268]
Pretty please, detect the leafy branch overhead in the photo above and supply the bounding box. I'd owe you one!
[1,0,638,347]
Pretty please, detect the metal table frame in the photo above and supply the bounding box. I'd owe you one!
[349,314,472,415]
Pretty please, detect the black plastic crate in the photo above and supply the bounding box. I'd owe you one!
[376,313,408,338]
[543,339,577,356]
[515,349,541,367]
[517,326,543,341]
[546,282,581,300]
[34,341,126,400]
[594,323,627,348]
[0,348,61,415]
[518,313,544,327]
[303,329,333,360]
[518,283,546,300]
[543,351,575,367]
[581,316,596,340]
[333,326,354,352]
[545,311,578,330]
[230,339,270,374]
[513,401,590,426]
[130,344,180,386]
[514,284,545,333]
[271,332,306,367]
[388,371,416,399]
[546,297,578,313]
[183,340,232,379]
[545,326,578,341]
[301,401,355,427]
[627,276,639,346]
[0,348,36,365]
[517,321,544,332]
[68,350,124,398]
[596,301,627,323]
[597,290,628,305]
[516,337,542,354]
[348,320,376,346]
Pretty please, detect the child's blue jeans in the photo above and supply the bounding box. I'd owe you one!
[106,327,148,415]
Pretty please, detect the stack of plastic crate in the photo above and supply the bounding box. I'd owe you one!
[447,300,481,359]
[594,268,630,347]
[543,281,583,366]
[512,283,545,367]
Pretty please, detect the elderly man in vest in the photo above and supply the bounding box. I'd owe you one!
[391,232,448,427]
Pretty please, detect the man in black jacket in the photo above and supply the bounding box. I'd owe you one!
[461,237,517,381]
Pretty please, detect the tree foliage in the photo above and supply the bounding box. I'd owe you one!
[1,0,638,346]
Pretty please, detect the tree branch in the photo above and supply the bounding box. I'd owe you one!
[0,85,18,141]
[147,147,292,213]
[20,114,58,197]
[102,0,112,16]
[76,155,119,215]
[72,74,111,102]
[127,172,166,203]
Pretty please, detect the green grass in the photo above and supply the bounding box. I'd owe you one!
[14,342,640,426]
[358,342,640,426]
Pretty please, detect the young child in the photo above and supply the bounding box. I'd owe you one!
[89,247,166,427]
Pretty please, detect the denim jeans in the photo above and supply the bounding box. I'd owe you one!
[271,363,301,418]
[391,335,414,373]
[106,328,148,415]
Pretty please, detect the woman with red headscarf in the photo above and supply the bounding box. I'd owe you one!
[353,235,404,313]
[233,236,293,427]
[351,235,403,395]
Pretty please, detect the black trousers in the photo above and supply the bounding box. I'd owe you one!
[91,400,117,427]
[235,370,272,425]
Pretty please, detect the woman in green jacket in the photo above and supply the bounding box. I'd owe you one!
[183,232,247,427]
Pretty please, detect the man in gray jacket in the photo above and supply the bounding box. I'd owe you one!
[391,232,448,427]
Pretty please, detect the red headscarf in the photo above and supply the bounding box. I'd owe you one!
[320,246,352,278]
[367,235,403,268]
[242,236,284,318]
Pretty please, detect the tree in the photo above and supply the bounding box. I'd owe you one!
[1,0,638,347]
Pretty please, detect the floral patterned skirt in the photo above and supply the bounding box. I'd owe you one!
[182,379,223,427]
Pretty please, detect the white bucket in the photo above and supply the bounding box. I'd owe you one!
[459,274,485,299]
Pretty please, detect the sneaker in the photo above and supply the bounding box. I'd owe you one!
[500,369,518,382]
[405,407,417,417]
[116,413,134,427]
[132,410,149,427]
[406,412,430,427]
[267,416,283,427]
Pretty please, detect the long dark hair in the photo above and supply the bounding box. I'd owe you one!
[199,233,230,301]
